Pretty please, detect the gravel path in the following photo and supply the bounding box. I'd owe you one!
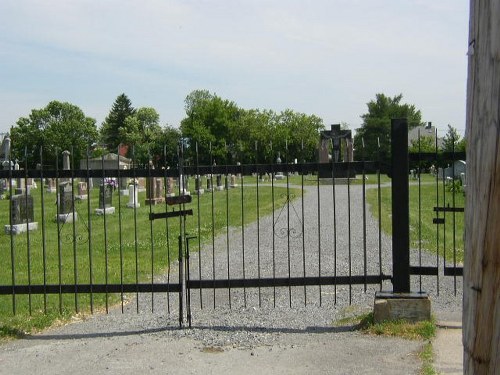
[0,183,462,374]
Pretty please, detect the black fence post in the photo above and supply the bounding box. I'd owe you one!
[391,118,410,293]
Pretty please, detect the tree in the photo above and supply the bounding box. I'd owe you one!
[100,94,136,151]
[441,124,466,153]
[463,1,500,373]
[354,93,423,161]
[10,101,98,168]
[180,90,243,165]
[119,107,162,165]
[180,90,324,165]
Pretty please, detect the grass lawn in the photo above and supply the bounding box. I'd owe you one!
[0,177,298,338]
[366,174,465,264]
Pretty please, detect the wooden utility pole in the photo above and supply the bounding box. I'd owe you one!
[463,0,500,373]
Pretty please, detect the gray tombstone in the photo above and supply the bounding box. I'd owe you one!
[96,184,115,215]
[62,150,71,171]
[76,181,88,200]
[5,194,38,234]
[155,178,165,201]
[195,175,204,195]
[126,184,140,208]
[166,177,175,197]
[59,183,73,214]
[57,182,77,222]
[216,175,224,191]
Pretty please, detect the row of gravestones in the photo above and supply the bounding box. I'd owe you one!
[3,174,243,235]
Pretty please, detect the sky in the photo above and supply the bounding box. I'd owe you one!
[0,0,469,138]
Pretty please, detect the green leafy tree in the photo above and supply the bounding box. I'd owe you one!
[10,101,98,168]
[354,93,423,161]
[180,90,324,165]
[100,94,136,151]
[120,107,162,165]
[180,90,241,165]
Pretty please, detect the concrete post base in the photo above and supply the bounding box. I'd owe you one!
[373,291,431,323]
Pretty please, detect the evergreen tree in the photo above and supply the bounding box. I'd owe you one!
[100,94,136,151]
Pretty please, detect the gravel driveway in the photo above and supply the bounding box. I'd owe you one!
[0,183,462,374]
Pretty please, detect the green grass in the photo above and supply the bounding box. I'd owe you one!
[366,174,465,263]
[0,178,299,339]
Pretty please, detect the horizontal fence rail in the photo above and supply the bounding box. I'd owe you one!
[0,132,464,325]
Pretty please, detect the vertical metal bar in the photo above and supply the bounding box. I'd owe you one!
[24,147,32,314]
[241,163,247,308]
[101,153,109,313]
[147,153,155,313]
[55,150,63,313]
[316,160,322,306]
[85,147,94,313]
[434,130,440,295]
[301,142,307,306]
[362,139,367,293]
[286,144,292,308]
[71,147,78,313]
[8,150,15,314]
[377,138,383,291]
[256,142,262,307]
[132,147,139,313]
[210,144,216,309]
[163,145,171,314]
[271,149,276,307]
[117,146,124,313]
[178,235,184,326]
[418,130,423,292]
[391,118,410,294]
[347,155,352,304]
[225,161,231,308]
[186,235,192,328]
[331,141,337,305]
[451,139,457,295]
[39,147,48,313]
[442,166,447,273]
[177,141,185,326]
[196,143,203,309]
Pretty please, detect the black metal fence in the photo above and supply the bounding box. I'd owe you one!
[0,120,464,326]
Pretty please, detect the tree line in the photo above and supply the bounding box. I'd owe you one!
[6,91,466,169]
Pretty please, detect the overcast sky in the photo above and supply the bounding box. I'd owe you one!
[0,0,469,137]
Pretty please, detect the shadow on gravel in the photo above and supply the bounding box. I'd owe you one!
[23,324,355,341]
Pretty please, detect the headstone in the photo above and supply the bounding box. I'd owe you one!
[206,177,213,192]
[166,177,175,197]
[76,181,88,200]
[47,178,57,193]
[179,175,190,196]
[126,184,140,208]
[145,177,162,205]
[275,153,285,180]
[5,194,38,234]
[216,175,224,191]
[230,174,238,188]
[56,182,77,222]
[137,178,146,192]
[195,176,204,195]
[119,166,129,191]
[62,150,71,171]
[95,184,115,215]
[0,179,5,199]
[155,178,165,202]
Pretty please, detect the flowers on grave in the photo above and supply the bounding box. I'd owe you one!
[104,178,118,190]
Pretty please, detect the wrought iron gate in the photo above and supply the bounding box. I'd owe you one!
[0,120,464,326]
